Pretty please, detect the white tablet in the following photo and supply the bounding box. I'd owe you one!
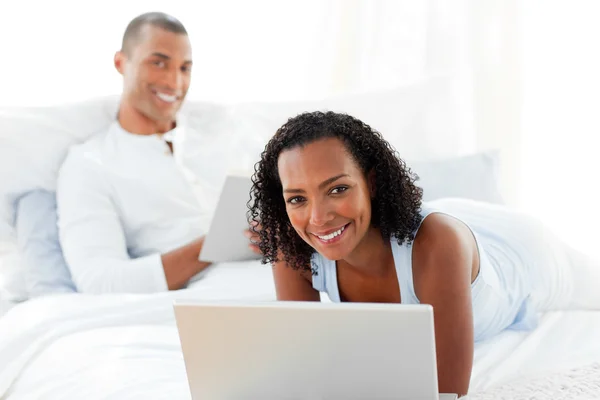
[199,174,262,263]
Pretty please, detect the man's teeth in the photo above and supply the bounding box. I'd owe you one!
[318,225,346,241]
[156,92,177,103]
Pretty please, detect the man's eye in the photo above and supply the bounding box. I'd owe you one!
[153,61,166,68]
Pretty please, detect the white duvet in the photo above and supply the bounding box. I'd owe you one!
[1,262,600,400]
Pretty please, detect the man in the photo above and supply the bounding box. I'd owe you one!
[57,12,257,294]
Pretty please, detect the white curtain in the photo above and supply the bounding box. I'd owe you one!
[519,0,600,254]
[452,0,600,255]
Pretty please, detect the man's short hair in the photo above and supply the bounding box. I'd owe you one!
[121,12,188,55]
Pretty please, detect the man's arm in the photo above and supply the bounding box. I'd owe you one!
[161,237,211,290]
[56,151,210,294]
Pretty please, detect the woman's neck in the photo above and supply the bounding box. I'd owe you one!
[339,226,394,277]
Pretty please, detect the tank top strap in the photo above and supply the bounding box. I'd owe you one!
[310,252,326,292]
[310,252,342,302]
[392,204,440,304]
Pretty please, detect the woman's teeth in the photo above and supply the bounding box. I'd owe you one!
[317,225,346,241]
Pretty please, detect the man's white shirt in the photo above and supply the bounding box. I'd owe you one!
[56,119,234,293]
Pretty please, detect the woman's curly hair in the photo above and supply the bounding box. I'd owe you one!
[248,111,423,272]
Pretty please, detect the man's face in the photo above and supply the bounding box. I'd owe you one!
[115,24,192,125]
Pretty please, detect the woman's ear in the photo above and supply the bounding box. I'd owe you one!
[368,169,376,198]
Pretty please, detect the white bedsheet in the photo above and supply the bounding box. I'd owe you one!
[0,261,276,399]
[1,262,600,399]
[467,362,600,400]
[470,310,600,391]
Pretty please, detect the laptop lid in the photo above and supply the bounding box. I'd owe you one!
[174,300,440,400]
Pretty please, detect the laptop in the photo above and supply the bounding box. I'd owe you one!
[174,300,458,400]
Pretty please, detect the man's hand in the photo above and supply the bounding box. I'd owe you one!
[162,236,212,290]
[244,221,263,255]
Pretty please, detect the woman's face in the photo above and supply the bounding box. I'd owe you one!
[277,137,374,261]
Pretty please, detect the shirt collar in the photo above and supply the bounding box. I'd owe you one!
[111,113,188,146]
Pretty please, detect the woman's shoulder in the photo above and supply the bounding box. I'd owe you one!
[415,212,477,259]
[417,212,469,242]
[412,213,478,295]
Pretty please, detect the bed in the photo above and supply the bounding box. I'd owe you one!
[1,261,599,399]
[2,77,600,399]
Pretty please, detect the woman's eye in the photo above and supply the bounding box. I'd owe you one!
[287,196,305,205]
[330,186,348,195]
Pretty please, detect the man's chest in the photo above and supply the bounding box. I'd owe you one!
[104,154,206,225]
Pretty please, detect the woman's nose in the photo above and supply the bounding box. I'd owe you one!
[309,202,334,226]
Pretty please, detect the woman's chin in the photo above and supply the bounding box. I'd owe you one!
[313,245,350,261]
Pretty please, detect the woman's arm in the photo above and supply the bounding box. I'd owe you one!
[272,261,320,301]
[412,214,478,397]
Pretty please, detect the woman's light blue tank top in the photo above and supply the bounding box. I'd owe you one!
[311,201,539,342]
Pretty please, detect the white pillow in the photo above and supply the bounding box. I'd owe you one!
[409,150,504,204]
[0,96,120,240]
[0,98,122,301]
[15,190,77,297]
[0,242,26,302]
[226,75,474,173]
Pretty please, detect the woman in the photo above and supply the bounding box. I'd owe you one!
[248,111,599,396]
